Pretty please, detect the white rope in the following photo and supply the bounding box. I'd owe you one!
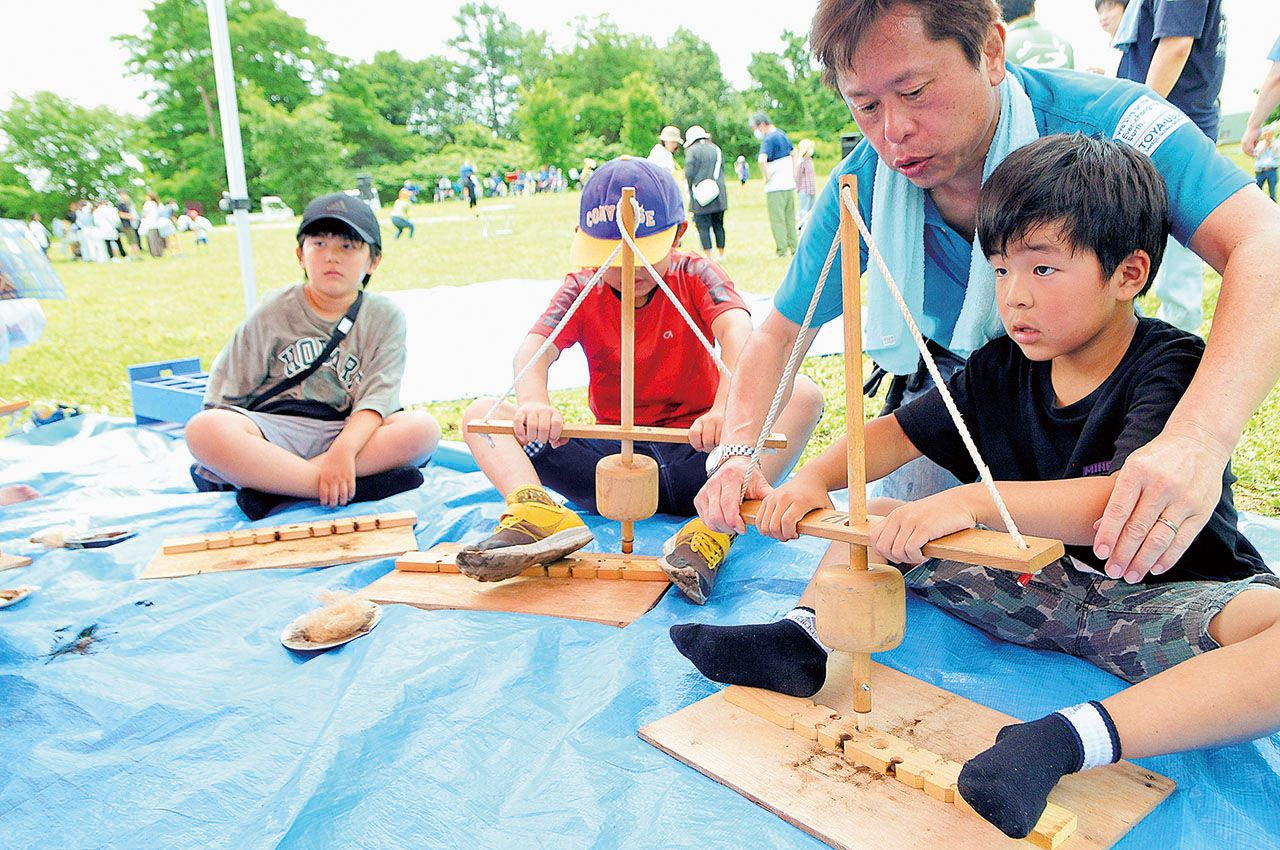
[838,187,1027,549]
[739,219,842,500]
[477,242,624,430]
[618,198,731,376]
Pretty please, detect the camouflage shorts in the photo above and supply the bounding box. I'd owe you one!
[902,556,1280,683]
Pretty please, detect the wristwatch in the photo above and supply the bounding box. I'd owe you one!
[705,443,757,476]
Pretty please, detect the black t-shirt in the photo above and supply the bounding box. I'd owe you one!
[895,318,1266,583]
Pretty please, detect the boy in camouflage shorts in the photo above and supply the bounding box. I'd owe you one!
[670,135,1280,840]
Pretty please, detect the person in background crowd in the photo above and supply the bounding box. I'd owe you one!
[735,155,749,185]
[1096,0,1128,41]
[1001,0,1075,68]
[683,125,729,260]
[1114,0,1227,333]
[1253,128,1279,202]
[95,199,126,261]
[50,214,67,258]
[116,190,141,252]
[751,112,798,257]
[1242,36,1280,158]
[647,126,683,176]
[391,188,415,239]
[794,139,817,222]
[158,199,180,255]
[27,213,49,256]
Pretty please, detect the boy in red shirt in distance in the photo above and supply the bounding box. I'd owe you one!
[459,157,824,603]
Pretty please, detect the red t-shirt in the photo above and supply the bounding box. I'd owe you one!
[531,251,749,428]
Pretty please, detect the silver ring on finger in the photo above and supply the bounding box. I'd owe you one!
[1155,516,1179,535]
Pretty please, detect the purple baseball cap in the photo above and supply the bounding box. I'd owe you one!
[569,155,685,268]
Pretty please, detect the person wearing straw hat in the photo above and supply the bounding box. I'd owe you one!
[683,125,729,260]
[647,125,684,176]
[458,156,824,603]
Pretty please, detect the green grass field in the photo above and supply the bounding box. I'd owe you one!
[6,167,1278,515]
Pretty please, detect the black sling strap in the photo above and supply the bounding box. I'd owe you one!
[246,291,364,412]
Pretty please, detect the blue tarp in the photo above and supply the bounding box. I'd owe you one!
[1,416,1278,848]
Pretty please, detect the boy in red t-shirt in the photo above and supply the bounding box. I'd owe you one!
[459,157,824,603]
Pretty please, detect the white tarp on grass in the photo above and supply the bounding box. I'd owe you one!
[386,279,849,405]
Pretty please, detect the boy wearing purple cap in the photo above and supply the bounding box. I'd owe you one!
[459,157,824,603]
[186,192,440,519]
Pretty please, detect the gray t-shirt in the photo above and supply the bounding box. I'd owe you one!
[205,284,406,418]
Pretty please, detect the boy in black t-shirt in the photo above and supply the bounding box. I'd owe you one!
[669,134,1280,840]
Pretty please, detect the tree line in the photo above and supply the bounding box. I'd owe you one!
[0,0,853,223]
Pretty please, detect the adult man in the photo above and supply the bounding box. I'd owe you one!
[1242,35,1280,158]
[751,112,798,257]
[1114,0,1227,333]
[1000,0,1074,69]
[697,0,1280,585]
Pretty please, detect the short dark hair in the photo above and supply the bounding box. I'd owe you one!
[297,219,382,262]
[1095,0,1127,10]
[810,0,1000,87]
[977,133,1169,295]
[999,0,1036,21]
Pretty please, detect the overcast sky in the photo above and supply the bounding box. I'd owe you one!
[2,0,1274,117]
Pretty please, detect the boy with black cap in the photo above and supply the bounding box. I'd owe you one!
[186,192,440,519]
[458,156,824,603]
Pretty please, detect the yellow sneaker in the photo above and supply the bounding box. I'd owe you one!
[456,486,593,582]
[659,517,734,604]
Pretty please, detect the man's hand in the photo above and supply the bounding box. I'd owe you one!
[695,456,767,535]
[1242,126,1260,158]
[314,448,357,508]
[755,476,832,541]
[688,409,724,452]
[512,401,566,447]
[869,491,978,565]
[1093,423,1230,583]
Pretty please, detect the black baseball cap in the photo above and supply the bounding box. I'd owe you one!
[297,192,381,249]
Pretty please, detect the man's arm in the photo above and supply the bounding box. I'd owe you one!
[1243,60,1280,156]
[1143,36,1194,97]
[695,308,818,533]
[1095,187,1280,577]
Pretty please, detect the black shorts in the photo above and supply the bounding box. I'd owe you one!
[525,438,708,517]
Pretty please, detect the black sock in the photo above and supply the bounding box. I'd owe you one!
[236,488,291,521]
[670,610,829,698]
[236,467,423,521]
[958,701,1120,838]
[350,466,424,503]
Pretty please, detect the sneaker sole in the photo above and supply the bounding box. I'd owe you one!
[456,527,595,582]
[657,555,707,605]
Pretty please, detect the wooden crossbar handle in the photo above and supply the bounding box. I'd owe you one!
[467,420,788,450]
[739,501,1064,573]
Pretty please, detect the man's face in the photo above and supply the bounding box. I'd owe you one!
[1097,2,1125,38]
[835,6,1005,191]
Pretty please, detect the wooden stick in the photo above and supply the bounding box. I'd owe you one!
[466,420,788,450]
[738,501,1063,573]
[839,174,874,722]
[620,186,637,555]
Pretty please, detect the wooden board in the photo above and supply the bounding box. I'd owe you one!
[639,652,1173,850]
[467,419,788,450]
[141,525,417,579]
[358,545,670,627]
[739,501,1065,573]
[0,552,32,572]
[395,543,667,581]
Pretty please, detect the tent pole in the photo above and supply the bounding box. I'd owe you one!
[205,0,258,316]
